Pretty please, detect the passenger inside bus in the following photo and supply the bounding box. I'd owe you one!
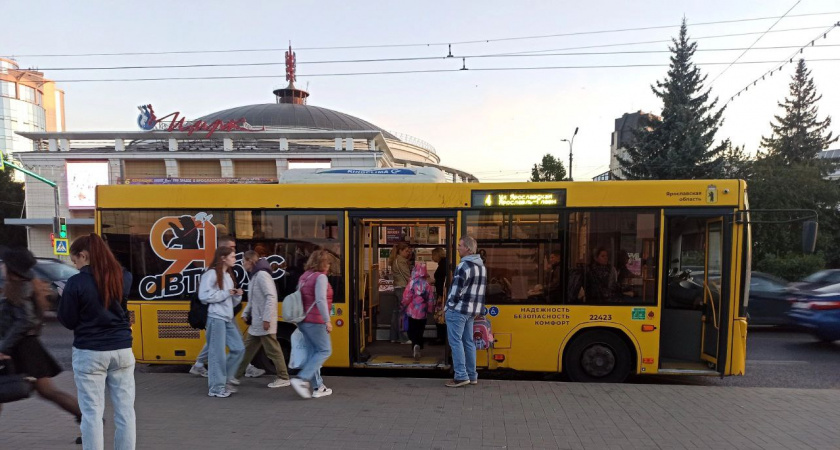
[616,249,639,300]
[584,247,619,303]
[526,249,563,304]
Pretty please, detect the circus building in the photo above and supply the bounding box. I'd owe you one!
[8,46,477,258]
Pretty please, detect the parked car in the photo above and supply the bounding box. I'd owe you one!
[746,272,792,326]
[787,284,840,342]
[789,269,840,291]
[0,257,79,310]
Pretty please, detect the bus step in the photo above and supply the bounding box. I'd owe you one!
[656,368,720,376]
[353,355,449,370]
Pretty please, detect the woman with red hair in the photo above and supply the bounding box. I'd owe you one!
[59,233,135,450]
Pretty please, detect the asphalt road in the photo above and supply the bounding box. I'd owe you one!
[40,320,839,389]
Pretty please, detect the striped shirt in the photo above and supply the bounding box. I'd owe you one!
[446,254,487,316]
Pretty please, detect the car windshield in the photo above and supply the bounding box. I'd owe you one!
[34,261,79,281]
[802,270,840,284]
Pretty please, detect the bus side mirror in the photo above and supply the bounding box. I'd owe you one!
[802,220,818,254]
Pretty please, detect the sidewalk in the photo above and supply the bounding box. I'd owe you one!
[1,370,838,449]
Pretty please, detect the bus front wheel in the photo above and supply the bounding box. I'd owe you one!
[564,330,632,383]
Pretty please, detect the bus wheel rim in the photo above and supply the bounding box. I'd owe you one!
[580,344,616,378]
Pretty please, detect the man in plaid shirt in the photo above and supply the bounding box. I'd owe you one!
[444,235,487,388]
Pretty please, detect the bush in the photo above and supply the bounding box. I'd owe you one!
[754,252,825,281]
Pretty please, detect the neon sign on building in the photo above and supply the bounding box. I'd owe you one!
[137,104,265,138]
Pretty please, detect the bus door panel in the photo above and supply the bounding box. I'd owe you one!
[349,217,374,361]
[700,219,725,367]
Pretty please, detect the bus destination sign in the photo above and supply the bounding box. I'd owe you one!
[471,190,565,208]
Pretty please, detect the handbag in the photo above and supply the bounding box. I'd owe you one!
[0,360,34,404]
[288,329,309,369]
[282,274,318,324]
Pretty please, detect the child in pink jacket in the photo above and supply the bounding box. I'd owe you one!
[401,263,436,359]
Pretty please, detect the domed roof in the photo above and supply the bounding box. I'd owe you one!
[197,103,397,139]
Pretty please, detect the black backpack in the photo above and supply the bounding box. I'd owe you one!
[187,289,208,330]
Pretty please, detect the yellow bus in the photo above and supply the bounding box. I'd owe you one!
[97,178,750,382]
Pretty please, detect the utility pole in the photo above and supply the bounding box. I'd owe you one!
[561,127,579,181]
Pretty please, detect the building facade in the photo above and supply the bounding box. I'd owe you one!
[0,58,65,156]
[9,49,476,258]
[606,111,658,180]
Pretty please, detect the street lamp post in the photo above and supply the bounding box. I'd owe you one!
[561,127,579,181]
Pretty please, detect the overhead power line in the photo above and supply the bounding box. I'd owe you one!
[50,58,840,83]
[710,0,801,84]
[724,22,840,106]
[26,44,840,72]
[501,25,831,55]
[3,11,839,59]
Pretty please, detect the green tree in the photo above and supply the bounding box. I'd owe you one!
[530,153,567,182]
[749,59,840,267]
[616,19,726,180]
[759,59,837,167]
[721,139,752,180]
[0,166,26,247]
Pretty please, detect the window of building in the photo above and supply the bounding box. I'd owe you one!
[178,160,221,178]
[288,159,331,169]
[19,85,35,103]
[233,160,277,178]
[0,81,15,98]
[124,160,167,179]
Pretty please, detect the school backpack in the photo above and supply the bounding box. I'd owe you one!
[473,316,494,350]
[282,274,317,324]
[187,290,208,330]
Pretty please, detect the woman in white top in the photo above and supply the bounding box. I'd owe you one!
[199,246,244,398]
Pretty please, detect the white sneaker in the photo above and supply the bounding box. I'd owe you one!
[413,344,421,359]
[189,364,208,377]
[225,383,238,393]
[312,385,332,398]
[268,378,291,388]
[244,364,266,378]
[208,389,231,398]
[290,378,312,399]
[227,377,241,386]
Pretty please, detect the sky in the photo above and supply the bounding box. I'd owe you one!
[4,0,839,181]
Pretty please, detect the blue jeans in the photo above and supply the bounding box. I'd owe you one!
[72,347,136,450]
[206,317,245,394]
[196,343,208,365]
[297,322,332,390]
[445,310,477,382]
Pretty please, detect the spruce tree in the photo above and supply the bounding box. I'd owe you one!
[750,59,840,267]
[616,19,726,179]
[759,59,837,167]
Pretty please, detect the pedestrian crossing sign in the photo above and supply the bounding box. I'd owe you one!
[54,238,69,256]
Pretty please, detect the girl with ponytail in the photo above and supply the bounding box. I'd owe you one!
[59,233,135,449]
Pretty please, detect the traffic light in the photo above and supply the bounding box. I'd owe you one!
[53,217,67,239]
[0,148,5,171]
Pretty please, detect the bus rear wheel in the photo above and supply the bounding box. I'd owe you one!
[564,330,632,383]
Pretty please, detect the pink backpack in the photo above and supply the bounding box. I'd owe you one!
[473,316,494,350]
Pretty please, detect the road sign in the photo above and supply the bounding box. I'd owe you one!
[54,238,69,256]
